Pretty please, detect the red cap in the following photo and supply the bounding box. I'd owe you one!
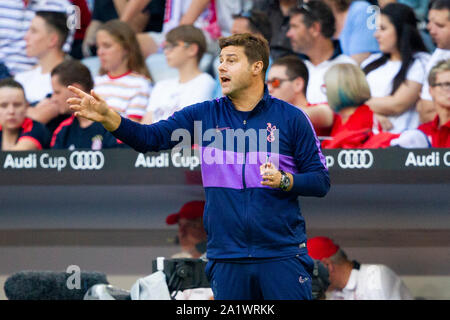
[307,236,340,260]
[166,201,205,225]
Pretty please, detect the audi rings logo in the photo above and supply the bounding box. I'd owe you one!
[337,150,374,169]
[69,151,105,170]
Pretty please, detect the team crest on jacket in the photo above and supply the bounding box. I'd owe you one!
[267,123,277,143]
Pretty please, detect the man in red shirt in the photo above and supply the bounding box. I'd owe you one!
[418,59,450,148]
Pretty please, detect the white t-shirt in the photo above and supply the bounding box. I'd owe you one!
[362,52,430,133]
[304,54,356,105]
[420,48,450,101]
[328,264,413,300]
[14,65,52,105]
[94,72,152,120]
[147,73,216,123]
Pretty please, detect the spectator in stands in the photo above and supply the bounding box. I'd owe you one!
[166,200,207,259]
[321,63,401,148]
[0,78,50,151]
[69,0,92,59]
[14,11,69,106]
[418,59,450,147]
[362,3,430,133]
[0,0,74,75]
[166,200,213,300]
[286,0,355,104]
[417,0,450,124]
[378,1,434,52]
[252,0,297,60]
[82,0,165,58]
[141,25,215,124]
[231,10,272,49]
[94,20,152,123]
[267,55,334,137]
[314,0,380,65]
[50,60,121,149]
[307,236,413,300]
[136,0,252,58]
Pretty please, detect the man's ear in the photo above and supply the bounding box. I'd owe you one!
[310,21,322,38]
[322,257,333,272]
[293,77,305,94]
[48,31,61,49]
[187,43,199,59]
[252,61,264,77]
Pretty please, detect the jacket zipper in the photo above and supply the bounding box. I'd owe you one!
[242,119,252,257]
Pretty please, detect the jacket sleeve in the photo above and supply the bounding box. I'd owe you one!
[290,112,330,197]
[111,102,206,153]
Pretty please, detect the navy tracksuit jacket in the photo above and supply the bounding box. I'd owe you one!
[112,87,330,260]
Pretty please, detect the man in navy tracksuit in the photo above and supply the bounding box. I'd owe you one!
[68,33,330,300]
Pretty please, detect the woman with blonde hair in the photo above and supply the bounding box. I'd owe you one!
[322,63,395,148]
[93,20,152,123]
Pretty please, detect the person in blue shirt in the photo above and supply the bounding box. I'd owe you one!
[316,0,380,64]
[67,33,330,300]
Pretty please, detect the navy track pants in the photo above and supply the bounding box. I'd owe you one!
[205,254,314,300]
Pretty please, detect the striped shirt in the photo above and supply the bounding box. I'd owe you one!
[0,0,75,75]
[94,71,152,120]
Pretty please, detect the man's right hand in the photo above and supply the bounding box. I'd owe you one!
[67,86,122,132]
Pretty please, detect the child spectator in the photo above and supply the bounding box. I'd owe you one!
[50,60,121,149]
[418,59,450,147]
[141,25,215,124]
[0,78,50,151]
[286,0,356,104]
[362,3,430,133]
[14,11,69,106]
[93,20,152,123]
[417,0,450,124]
[0,0,74,75]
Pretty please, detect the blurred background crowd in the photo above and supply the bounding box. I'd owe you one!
[0,0,449,151]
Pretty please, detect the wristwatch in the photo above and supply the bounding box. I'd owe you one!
[279,170,291,191]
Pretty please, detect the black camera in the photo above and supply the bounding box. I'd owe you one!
[152,258,210,297]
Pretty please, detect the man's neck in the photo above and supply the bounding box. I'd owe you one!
[334,10,349,38]
[77,115,94,128]
[39,50,65,74]
[292,94,308,108]
[338,261,355,290]
[178,59,202,84]
[229,81,265,112]
[305,39,335,66]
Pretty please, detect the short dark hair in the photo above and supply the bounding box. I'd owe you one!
[165,25,207,64]
[272,55,309,95]
[290,0,336,39]
[430,0,450,19]
[219,33,270,80]
[233,10,272,44]
[51,60,94,92]
[0,78,25,92]
[35,11,69,49]
[324,0,354,12]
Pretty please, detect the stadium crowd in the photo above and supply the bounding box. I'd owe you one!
[0,0,449,151]
[1,0,448,301]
